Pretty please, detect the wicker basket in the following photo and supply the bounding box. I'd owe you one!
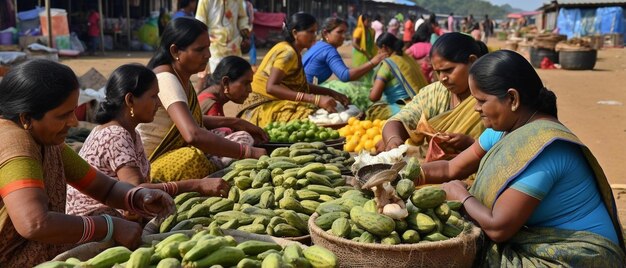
[308,213,482,268]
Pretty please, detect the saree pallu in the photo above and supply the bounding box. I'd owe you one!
[352,15,377,86]
[149,86,218,182]
[0,120,72,266]
[365,55,427,120]
[237,92,316,128]
[470,120,626,266]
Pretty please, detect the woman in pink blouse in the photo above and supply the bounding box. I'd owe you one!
[66,64,229,220]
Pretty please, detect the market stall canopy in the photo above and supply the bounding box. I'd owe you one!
[368,0,417,6]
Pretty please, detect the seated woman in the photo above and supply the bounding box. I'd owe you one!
[237,13,349,128]
[366,33,428,120]
[417,50,625,266]
[67,64,229,220]
[0,59,174,267]
[405,23,434,83]
[139,17,268,182]
[381,33,488,159]
[198,56,253,117]
[352,14,377,86]
[303,17,387,111]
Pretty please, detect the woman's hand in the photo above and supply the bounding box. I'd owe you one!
[135,188,176,220]
[441,180,470,201]
[371,50,389,65]
[249,147,267,159]
[198,177,230,197]
[233,119,270,144]
[111,217,143,249]
[439,133,474,152]
[318,95,338,113]
[329,92,351,107]
[384,136,405,151]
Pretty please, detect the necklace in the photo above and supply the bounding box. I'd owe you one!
[504,110,538,137]
[171,64,190,93]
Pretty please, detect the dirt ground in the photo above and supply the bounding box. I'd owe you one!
[59,40,626,220]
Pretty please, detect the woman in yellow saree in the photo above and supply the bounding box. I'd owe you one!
[352,14,377,86]
[380,33,489,157]
[418,50,625,267]
[237,13,349,128]
[139,18,269,182]
[365,33,428,120]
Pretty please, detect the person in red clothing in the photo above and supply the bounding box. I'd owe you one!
[87,9,100,55]
[402,15,415,49]
[198,56,253,117]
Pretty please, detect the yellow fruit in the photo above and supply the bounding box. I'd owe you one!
[366,128,378,139]
[345,140,358,152]
[360,120,373,129]
[348,117,358,126]
[373,119,382,127]
[373,135,383,144]
[364,140,375,150]
[354,144,364,153]
[369,147,378,154]
[353,130,365,138]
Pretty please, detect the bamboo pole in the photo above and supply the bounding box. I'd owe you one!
[45,0,52,47]
[98,0,104,54]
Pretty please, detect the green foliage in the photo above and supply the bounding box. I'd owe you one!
[412,0,521,20]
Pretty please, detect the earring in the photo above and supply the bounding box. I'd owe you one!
[130,108,135,117]
[224,86,229,94]
[511,106,517,112]
[23,124,28,130]
[176,57,180,61]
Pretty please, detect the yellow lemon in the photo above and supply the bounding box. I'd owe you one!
[364,140,375,150]
[345,140,358,152]
[366,128,378,138]
[369,147,378,154]
[360,120,373,129]
[353,129,365,138]
[348,117,358,126]
[354,144,364,153]
[373,119,382,127]
[373,134,383,144]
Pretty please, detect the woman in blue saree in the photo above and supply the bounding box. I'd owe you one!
[415,50,625,267]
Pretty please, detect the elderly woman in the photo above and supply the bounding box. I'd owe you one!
[139,17,268,183]
[381,33,488,160]
[0,59,174,266]
[365,33,428,120]
[237,12,349,128]
[67,64,229,220]
[417,50,625,266]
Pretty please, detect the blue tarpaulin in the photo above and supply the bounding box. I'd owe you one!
[557,7,625,41]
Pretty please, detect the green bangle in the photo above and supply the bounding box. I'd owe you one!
[100,214,114,242]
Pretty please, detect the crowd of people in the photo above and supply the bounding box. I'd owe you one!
[0,6,624,267]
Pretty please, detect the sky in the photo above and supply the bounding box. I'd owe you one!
[487,0,546,11]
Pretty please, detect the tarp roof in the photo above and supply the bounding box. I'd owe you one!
[556,0,626,4]
[368,0,417,6]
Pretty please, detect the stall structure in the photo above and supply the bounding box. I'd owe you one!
[539,0,626,47]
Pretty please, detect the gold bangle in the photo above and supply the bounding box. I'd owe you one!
[314,95,321,106]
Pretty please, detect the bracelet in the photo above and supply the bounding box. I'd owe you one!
[385,135,403,145]
[169,182,178,195]
[162,182,178,195]
[314,95,321,106]
[125,187,155,217]
[243,145,251,159]
[77,216,95,244]
[295,92,305,102]
[238,143,244,159]
[416,168,426,185]
[368,60,375,67]
[100,214,114,242]
[461,195,474,205]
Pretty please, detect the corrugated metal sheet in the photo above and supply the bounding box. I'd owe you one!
[557,0,626,5]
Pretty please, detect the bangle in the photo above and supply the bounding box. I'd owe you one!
[169,182,178,195]
[314,95,321,106]
[295,92,304,102]
[461,195,474,205]
[244,145,251,159]
[368,60,375,67]
[100,214,114,242]
[385,135,403,144]
[238,143,244,159]
[77,216,95,244]
[416,168,426,185]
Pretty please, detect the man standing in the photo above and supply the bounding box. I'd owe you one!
[87,9,100,55]
[195,0,251,89]
[481,14,494,43]
[447,13,454,32]
[403,15,415,48]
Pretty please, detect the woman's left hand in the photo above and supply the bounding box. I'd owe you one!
[440,133,474,152]
[198,177,230,197]
[441,180,470,201]
[136,188,176,220]
[330,92,350,107]
[233,119,269,144]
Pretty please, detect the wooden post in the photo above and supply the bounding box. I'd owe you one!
[127,0,131,50]
[45,0,52,47]
[98,0,104,54]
